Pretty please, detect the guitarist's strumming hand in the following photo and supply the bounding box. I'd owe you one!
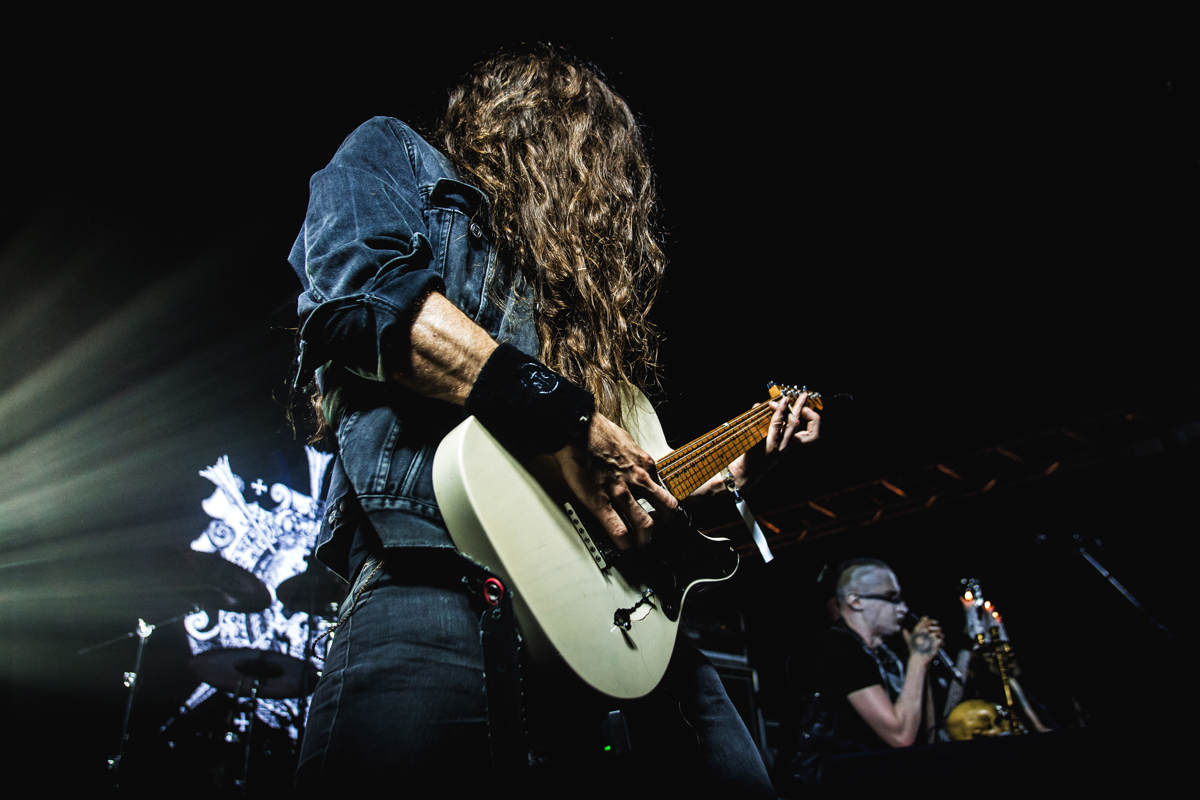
[552,411,677,551]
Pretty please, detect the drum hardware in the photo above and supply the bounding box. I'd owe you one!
[162,549,273,613]
[274,554,345,744]
[79,547,275,788]
[187,647,320,793]
[188,647,320,701]
[275,555,347,616]
[79,616,152,786]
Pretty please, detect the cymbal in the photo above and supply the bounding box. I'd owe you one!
[276,558,348,612]
[166,549,272,613]
[189,647,320,699]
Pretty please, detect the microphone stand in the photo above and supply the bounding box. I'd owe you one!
[1072,534,1173,639]
[78,610,195,788]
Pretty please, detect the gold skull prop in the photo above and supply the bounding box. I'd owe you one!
[946,699,1009,740]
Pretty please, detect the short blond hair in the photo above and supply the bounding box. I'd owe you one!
[835,558,893,606]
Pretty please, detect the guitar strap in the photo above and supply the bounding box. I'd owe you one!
[462,564,530,779]
[722,467,774,563]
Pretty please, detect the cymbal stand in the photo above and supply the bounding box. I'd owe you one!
[298,566,336,744]
[222,666,278,796]
[236,679,262,797]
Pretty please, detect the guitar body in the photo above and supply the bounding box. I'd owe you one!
[432,389,738,699]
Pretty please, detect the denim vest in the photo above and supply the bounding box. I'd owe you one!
[289,117,538,578]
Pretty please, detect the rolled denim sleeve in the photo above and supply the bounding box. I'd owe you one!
[290,117,445,385]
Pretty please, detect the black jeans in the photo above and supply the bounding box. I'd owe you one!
[294,551,774,798]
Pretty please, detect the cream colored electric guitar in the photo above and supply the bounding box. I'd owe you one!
[433,384,819,698]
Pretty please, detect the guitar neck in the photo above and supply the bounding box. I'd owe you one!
[655,402,778,500]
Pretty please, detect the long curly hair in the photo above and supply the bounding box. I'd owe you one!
[439,46,666,425]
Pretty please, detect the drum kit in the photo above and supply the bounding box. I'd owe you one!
[85,549,347,794]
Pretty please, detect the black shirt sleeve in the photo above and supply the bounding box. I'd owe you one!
[793,626,892,752]
[804,628,884,699]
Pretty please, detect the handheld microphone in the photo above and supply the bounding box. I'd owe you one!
[904,612,964,684]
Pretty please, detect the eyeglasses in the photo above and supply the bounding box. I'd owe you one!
[857,593,904,604]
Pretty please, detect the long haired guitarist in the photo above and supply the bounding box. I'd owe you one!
[289,45,820,797]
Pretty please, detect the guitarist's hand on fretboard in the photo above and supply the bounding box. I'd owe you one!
[551,411,677,551]
[719,391,822,494]
[764,391,822,452]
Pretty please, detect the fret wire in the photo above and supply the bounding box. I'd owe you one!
[667,404,771,467]
[658,390,813,498]
[674,388,815,469]
[667,434,769,496]
[660,404,775,494]
[658,401,773,467]
[662,407,772,482]
[661,410,772,481]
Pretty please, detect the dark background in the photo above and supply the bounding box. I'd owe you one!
[2,9,1193,793]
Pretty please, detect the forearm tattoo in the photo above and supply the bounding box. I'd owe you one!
[910,632,935,655]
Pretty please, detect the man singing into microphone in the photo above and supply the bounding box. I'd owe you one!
[776,559,944,792]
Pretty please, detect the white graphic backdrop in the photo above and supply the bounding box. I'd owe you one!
[179,446,334,740]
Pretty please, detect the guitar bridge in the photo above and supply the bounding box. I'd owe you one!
[563,502,607,570]
[614,589,657,631]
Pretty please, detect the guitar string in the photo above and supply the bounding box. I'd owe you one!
[658,403,776,497]
[658,389,818,468]
[657,403,771,475]
[666,435,763,498]
[656,397,776,469]
[657,392,817,498]
[659,399,783,476]
[667,420,766,485]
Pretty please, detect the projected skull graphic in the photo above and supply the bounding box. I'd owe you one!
[178,446,335,739]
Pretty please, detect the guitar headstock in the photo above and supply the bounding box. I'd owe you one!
[767,383,823,411]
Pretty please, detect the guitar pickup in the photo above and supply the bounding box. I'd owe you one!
[563,502,608,570]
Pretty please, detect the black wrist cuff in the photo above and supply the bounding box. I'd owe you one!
[465,343,594,455]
